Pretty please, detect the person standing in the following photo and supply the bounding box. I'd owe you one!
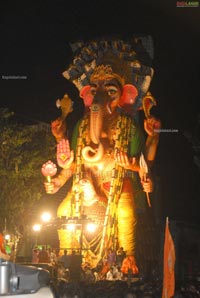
[59,249,70,269]
[49,249,57,265]
[32,248,39,263]
[116,247,126,267]
[107,248,116,268]
[38,246,50,263]
[68,250,82,282]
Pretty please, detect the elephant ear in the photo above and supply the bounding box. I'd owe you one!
[80,85,93,107]
[118,84,138,115]
[142,92,157,119]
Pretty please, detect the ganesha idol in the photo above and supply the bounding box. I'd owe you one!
[42,38,161,268]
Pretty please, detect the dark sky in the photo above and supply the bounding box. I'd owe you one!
[1,1,200,224]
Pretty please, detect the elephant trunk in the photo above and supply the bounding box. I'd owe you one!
[82,103,104,163]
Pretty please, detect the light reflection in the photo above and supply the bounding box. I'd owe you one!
[32,224,41,232]
[41,212,51,222]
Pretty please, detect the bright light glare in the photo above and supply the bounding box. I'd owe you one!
[41,212,51,222]
[32,224,41,232]
[86,223,96,233]
[66,224,76,231]
[5,234,10,240]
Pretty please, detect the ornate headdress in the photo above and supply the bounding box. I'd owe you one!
[90,64,125,86]
[62,36,154,111]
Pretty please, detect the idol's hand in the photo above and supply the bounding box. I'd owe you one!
[144,117,161,137]
[41,160,57,181]
[115,151,137,171]
[57,139,74,169]
[51,119,66,142]
[44,177,61,194]
[141,177,153,193]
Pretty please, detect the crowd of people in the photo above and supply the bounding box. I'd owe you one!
[31,246,138,283]
[32,246,57,264]
[30,246,200,297]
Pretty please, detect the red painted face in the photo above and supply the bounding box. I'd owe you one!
[80,82,138,114]
[80,79,122,113]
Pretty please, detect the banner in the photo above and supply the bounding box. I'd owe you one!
[162,217,176,298]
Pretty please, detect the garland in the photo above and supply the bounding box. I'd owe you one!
[100,114,132,257]
[71,113,133,259]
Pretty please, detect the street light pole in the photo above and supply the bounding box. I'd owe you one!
[41,212,52,249]
[32,224,41,247]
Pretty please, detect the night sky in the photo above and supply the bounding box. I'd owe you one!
[1,1,200,224]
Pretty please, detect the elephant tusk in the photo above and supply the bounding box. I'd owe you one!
[106,103,112,114]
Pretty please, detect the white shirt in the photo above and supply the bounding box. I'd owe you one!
[106,270,114,280]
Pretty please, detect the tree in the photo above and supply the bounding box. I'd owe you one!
[0,108,56,236]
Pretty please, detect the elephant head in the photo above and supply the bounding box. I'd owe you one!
[80,64,138,163]
[80,66,138,163]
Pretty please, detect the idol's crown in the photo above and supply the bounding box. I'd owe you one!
[90,65,125,86]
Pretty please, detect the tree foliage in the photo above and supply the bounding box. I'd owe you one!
[0,108,56,235]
